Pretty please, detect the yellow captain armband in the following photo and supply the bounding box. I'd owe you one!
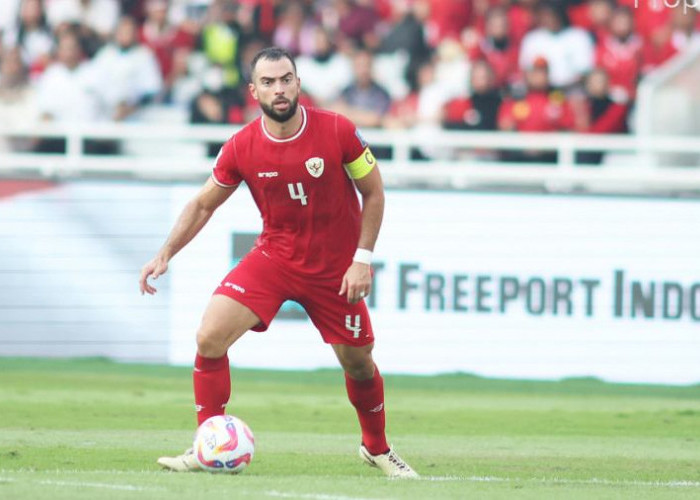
[345,147,376,179]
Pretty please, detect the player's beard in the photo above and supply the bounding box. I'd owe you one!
[260,95,299,123]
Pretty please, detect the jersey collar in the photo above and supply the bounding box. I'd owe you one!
[261,106,307,143]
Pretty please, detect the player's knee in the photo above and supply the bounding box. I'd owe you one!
[343,357,375,381]
[196,327,228,358]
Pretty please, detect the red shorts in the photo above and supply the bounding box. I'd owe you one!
[213,248,374,346]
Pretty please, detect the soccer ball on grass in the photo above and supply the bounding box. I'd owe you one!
[193,415,255,474]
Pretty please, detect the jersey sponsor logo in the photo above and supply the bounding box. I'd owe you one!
[345,314,362,338]
[223,281,246,293]
[305,157,325,178]
[258,171,279,178]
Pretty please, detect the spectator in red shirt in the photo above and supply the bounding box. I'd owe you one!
[465,6,520,90]
[334,0,380,49]
[642,7,699,73]
[618,0,670,44]
[423,0,472,47]
[499,58,573,162]
[570,67,628,163]
[569,0,615,42]
[140,0,194,98]
[595,6,643,101]
[507,0,537,44]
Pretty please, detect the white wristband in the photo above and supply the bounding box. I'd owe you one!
[353,248,373,265]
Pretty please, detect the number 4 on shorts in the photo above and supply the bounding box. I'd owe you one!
[345,314,361,338]
[288,182,308,206]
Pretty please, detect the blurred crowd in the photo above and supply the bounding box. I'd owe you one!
[0,0,699,157]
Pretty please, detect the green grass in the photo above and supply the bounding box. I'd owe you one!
[0,358,699,499]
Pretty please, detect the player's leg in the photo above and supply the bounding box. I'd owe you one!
[193,295,261,426]
[156,296,261,472]
[301,286,417,478]
[333,340,418,478]
[192,249,287,426]
[332,342,388,453]
[158,249,287,472]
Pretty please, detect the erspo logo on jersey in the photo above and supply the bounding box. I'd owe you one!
[305,157,325,178]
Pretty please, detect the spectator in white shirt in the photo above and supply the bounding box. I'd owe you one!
[3,0,54,75]
[295,26,352,106]
[90,16,163,121]
[35,29,100,123]
[0,47,37,152]
[519,0,594,89]
[45,0,119,40]
[0,0,22,44]
[670,6,700,52]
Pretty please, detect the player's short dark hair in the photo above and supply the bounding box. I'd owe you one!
[250,46,297,77]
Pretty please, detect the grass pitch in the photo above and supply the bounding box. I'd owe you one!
[0,358,699,499]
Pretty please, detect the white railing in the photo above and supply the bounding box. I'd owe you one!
[1,122,699,193]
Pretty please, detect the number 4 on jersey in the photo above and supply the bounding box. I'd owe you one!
[288,182,308,206]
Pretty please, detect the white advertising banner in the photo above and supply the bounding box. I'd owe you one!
[169,187,700,385]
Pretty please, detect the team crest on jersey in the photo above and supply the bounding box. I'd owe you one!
[305,157,325,178]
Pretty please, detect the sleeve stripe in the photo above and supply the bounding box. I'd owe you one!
[211,173,239,188]
[345,147,376,180]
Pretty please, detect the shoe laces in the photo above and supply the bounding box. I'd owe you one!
[386,450,411,471]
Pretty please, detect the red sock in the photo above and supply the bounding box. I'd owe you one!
[345,365,389,456]
[193,353,231,426]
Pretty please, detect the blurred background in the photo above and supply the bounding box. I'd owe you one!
[0,0,699,386]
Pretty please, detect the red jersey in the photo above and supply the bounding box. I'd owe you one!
[498,91,574,132]
[212,106,375,279]
[468,38,521,88]
[595,34,643,99]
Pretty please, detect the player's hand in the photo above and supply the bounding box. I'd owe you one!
[339,262,372,304]
[139,255,169,295]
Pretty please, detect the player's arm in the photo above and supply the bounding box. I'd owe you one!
[139,177,237,295]
[339,157,385,304]
[353,166,384,255]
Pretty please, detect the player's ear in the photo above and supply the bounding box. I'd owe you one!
[249,82,258,101]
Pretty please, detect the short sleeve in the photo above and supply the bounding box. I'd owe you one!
[211,138,241,188]
[336,114,377,180]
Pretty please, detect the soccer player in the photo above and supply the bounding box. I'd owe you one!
[139,46,418,479]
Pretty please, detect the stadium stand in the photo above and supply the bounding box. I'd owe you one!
[0,0,698,185]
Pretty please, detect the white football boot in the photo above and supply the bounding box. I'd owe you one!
[156,448,201,472]
[359,445,419,478]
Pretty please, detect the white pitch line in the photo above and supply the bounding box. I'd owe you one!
[36,479,159,492]
[421,476,700,488]
[266,490,390,500]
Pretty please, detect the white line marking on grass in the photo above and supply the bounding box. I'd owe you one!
[36,479,160,492]
[421,476,700,488]
[266,490,389,500]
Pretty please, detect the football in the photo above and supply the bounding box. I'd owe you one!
[193,415,255,474]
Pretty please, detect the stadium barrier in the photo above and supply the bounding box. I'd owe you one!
[1,123,700,193]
